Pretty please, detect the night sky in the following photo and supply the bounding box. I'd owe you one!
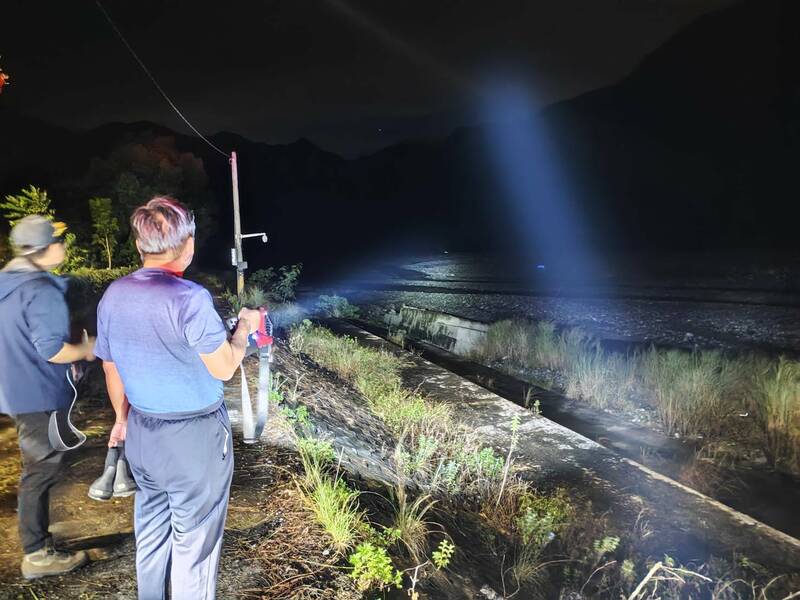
[5,0,736,156]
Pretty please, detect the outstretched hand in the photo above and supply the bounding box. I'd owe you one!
[108,421,127,448]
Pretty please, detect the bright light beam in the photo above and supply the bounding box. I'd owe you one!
[323,0,473,94]
[481,82,596,286]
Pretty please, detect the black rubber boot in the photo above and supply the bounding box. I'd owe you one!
[112,443,137,497]
[88,446,119,501]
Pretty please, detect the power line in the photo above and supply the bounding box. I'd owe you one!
[94,0,230,159]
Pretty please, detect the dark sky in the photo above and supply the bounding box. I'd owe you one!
[4,0,736,156]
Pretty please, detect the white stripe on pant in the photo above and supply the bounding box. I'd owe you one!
[126,403,233,600]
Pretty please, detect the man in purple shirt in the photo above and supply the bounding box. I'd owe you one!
[95,197,259,599]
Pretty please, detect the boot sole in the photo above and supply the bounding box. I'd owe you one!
[88,489,112,501]
[113,489,136,498]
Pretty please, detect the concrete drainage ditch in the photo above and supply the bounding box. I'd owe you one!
[326,309,800,572]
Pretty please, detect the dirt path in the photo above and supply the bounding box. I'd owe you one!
[0,359,361,600]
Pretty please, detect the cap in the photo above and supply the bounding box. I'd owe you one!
[10,215,67,255]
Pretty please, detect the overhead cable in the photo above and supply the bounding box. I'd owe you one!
[95,0,230,158]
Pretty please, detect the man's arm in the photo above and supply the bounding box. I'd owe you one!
[48,333,96,364]
[199,320,251,381]
[103,361,129,447]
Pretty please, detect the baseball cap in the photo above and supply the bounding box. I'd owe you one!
[10,215,67,255]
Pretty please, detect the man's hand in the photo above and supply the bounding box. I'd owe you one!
[81,329,97,362]
[108,421,127,448]
[237,308,261,334]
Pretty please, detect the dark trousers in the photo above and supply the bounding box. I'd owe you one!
[14,411,66,554]
[126,403,233,600]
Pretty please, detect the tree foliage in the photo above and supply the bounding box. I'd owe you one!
[0,185,86,271]
[0,185,55,225]
[89,197,119,269]
[81,134,217,261]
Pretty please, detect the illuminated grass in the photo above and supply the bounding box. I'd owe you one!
[477,318,800,472]
[290,322,509,499]
[751,357,800,473]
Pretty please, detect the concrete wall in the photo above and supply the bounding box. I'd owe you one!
[384,305,488,356]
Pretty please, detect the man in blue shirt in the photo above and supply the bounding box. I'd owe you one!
[95,197,259,600]
[0,216,95,579]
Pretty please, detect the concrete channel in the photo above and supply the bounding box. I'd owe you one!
[370,305,800,540]
[323,318,800,574]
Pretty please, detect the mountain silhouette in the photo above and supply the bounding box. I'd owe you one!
[1,0,797,277]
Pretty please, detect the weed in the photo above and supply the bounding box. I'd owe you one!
[297,437,336,489]
[642,349,743,437]
[247,263,303,302]
[348,542,403,592]
[221,286,268,313]
[389,483,436,562]
[307,478,363,555]
[431,539,455,569]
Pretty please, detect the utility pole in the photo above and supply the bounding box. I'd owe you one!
[231,151,246,296]
[230,151,268,298]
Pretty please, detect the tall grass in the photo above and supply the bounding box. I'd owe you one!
[751,357,800,473]
[476,318,800,471]
[308,477,364,555]
[641,349,744,437]
[291,322,509,500]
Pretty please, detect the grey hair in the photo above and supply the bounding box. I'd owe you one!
[130,197,196,254]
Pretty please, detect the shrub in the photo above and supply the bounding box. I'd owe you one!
[316,294,360,319]
[247,263,303,302]
[66,266,136,292]
[221,286,268,314]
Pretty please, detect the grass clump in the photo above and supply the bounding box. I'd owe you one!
[641,349,743,437]
[308,478,364,555]
[750,357,800,472]
[389,483,436,562]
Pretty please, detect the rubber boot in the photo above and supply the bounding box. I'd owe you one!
[112,443,137,497]
[88,446,119,501]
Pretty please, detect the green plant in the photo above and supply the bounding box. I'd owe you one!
[431,538,455,569]
[308,478,363,555]
[642,349,742,437]
[348,542,402,592]
[297,437,336,489]
[221,286,268,313]
[248,264,302,302]
[1,185,54,225]
[88,196,119,269]
[273,263,302,302]
[316,294,360,319]
[389,482,436,562]
[751,357,800,472]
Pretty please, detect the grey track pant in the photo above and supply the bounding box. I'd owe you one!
[126,403,233,600]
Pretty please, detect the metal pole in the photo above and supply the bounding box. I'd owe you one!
[230,151,245,296]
